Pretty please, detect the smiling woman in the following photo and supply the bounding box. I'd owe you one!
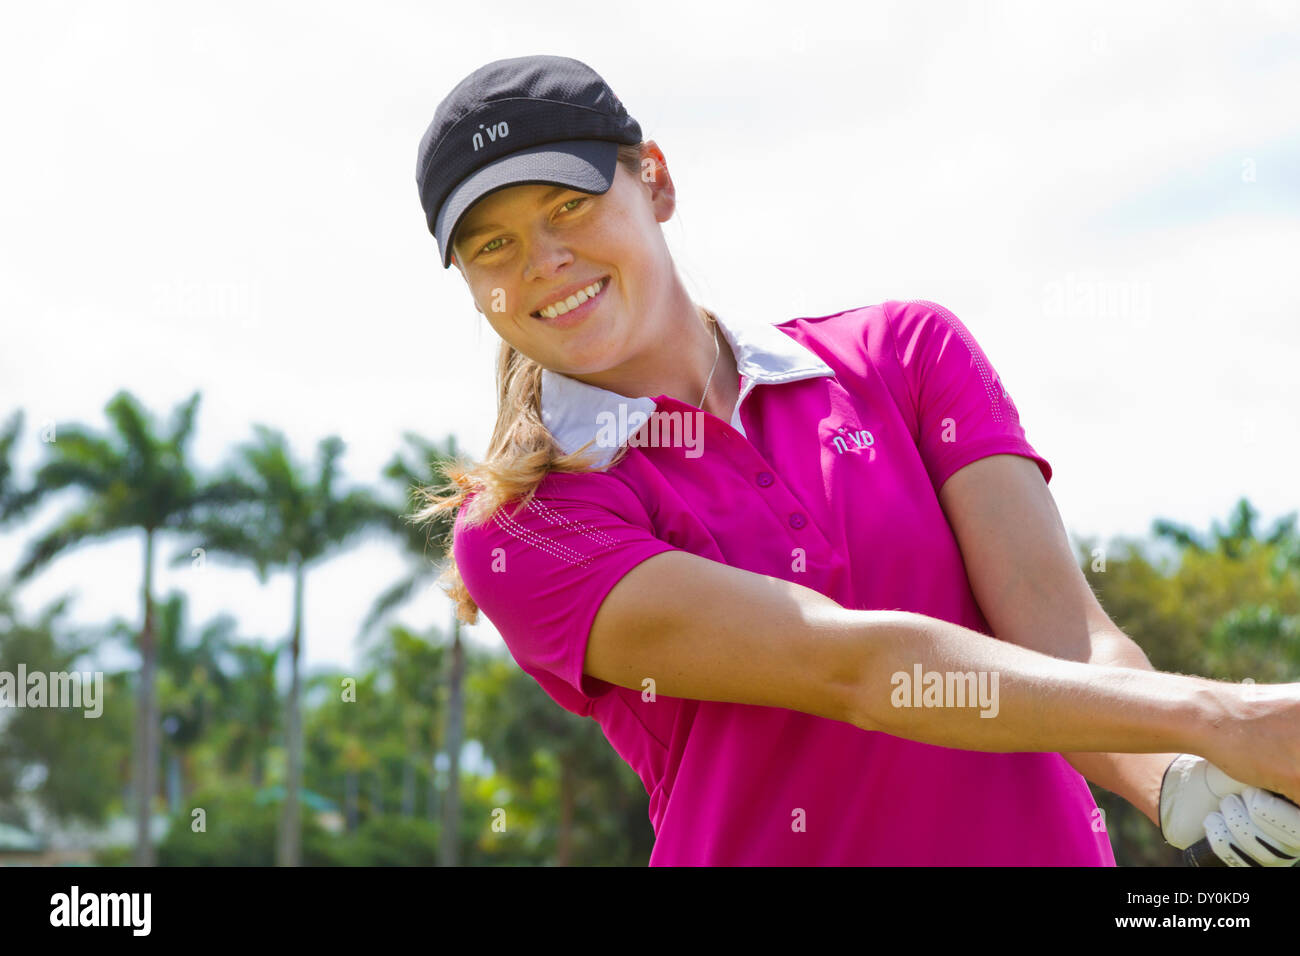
[413,139,675,610]
[406,54,1300,867]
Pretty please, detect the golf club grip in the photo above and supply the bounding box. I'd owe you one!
[1182,791,1300,866]
[1184,837,1227,866]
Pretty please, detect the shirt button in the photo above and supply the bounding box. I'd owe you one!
[756,471,774,487]
[788,512,806,529]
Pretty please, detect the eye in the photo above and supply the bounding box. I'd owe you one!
[474,198,589,258]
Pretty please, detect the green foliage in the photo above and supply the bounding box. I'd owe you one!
[158,786,338,866]
[93,845,133,866]
[0,586,132,825]
[1079,497,1300,865]
[158,787,280,866]
[157,788,450,866]
[333,815,443,866]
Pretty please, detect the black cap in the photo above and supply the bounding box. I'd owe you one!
[416,55,643,269]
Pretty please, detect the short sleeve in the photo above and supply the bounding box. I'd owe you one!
[452,473,680,717]
[883,299,1052,493]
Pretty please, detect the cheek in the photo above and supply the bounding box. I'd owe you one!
[474,283,513,314]
[597,211,656,268]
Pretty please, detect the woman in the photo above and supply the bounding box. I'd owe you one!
[412,55,1300,865]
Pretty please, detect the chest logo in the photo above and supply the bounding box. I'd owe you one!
[829,424,875,455]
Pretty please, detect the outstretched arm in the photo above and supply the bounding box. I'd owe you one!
[936,453,1178,827]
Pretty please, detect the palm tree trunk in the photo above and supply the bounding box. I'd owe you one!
[438,611,464,866]
[132,528,159,866]
[427,752,438,822]
[277,560,304,866]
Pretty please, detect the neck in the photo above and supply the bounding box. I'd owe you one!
[697,312,741,423]
[572,286,740,419]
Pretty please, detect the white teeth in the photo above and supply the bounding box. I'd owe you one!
[538,278,605,319]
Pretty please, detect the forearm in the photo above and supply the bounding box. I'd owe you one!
[1060,627,1178,827]
[845,609,1226,756]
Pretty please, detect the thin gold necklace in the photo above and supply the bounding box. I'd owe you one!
[698,309,721,409]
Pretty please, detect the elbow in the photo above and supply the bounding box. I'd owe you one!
[835,607,916,735]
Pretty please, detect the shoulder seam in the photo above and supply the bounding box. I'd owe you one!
[915,299,1007,424]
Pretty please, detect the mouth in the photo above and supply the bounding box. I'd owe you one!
[530,275,610,321]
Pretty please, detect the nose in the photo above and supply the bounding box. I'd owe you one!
[522,229,575,282]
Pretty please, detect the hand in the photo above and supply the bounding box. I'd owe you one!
[1159,753,1247,849]
[1195,681,1300,807]
[1202,787,1300,867]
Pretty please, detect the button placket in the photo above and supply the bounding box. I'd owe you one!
[662,394,825,549]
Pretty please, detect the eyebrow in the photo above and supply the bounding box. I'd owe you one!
[455,185,576,249]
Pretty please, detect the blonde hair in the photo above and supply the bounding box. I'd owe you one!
[412,142,652,625]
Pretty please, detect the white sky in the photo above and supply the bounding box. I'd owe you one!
[1,0,1298,677]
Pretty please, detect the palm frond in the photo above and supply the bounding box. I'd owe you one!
[357,574,422,643]
[104,391,159,479]
[167,392,203,455]
[12,507,127,582]
[315,435,346,504]
[30,459,116,495]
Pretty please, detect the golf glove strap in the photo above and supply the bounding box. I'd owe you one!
[1158,753,1247,849]
[1203,788,1300,867]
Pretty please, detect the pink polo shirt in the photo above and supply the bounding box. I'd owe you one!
[452,299,1116,866]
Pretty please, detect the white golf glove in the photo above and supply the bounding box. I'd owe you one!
[1159,753,1300,866]
[1203,788,1300,867]
[1159,753,1247,849]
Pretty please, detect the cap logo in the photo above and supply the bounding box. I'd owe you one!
[472,121,510,152]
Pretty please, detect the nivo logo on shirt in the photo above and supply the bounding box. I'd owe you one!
[828,424,874,455]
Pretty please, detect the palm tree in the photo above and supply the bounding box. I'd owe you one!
[360,623,446,820]
[358,433,459,638]
[356,431,461,863]
[0,409,41,526]
[220,643,280,788]
[1153,497,1298,559]
[174,425,392,865]
[142,592,235,809]
[11,390,243,865]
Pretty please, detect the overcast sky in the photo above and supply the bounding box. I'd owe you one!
[1,0,1297,678]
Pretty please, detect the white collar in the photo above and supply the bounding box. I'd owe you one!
[540,309,835,467]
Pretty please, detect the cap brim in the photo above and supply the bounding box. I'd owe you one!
[436,139,619,269]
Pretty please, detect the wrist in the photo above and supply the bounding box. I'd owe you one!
[1117,669,1235,757]
[1183,678,1248,765]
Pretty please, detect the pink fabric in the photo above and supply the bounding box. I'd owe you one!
[453,299,1116,865]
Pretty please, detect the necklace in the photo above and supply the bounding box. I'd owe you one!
[698,309,721,409]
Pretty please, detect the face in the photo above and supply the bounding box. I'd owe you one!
[450,142,677,380]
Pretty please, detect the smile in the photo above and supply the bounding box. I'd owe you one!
[532,276,609,319]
